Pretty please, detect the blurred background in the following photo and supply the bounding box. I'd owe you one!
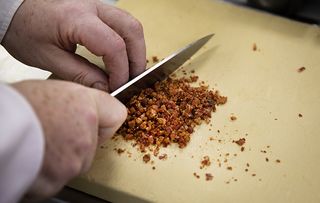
[103,0,320,25]
[223,0,320,24]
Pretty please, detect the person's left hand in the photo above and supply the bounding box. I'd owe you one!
[2,0,146,92]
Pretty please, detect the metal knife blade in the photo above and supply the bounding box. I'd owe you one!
[111,34,214,103]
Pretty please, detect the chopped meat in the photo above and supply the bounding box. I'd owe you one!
[143,154,151,163]
[233,138,246,146]
[205,173,213,181]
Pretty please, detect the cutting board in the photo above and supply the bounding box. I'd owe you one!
[70,0,320,202]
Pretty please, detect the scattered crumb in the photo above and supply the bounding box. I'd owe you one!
[234,178,238,182]
[227,166,233,171]
[152,56,159,63]
[146,59,149,63]
[114,148,125,155]
[143,154,151,163]
[252,174,256,177]
[245,169,249,172]
[217,130,220,133]
[159,154,168,160]
[253,43,257,51]
[298,113,303,118]
[200,156,211,169]
[266,158,269,162]
[274,118,278,121]
[267,145,270,148]
[209,137,214,141]
[226,181,230,184]
[191,70,195,73]
[193,172,200,179]
[152,166,156,170]
[297,67,306,73]
[230,116,237,121]
[241,147,245,152]
[246,163,250,167]
[261,150,267,153]
[276,159,281,163]
[233,138,246,146]
[205,173,214,181]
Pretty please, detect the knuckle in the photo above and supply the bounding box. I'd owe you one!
[72,71,89,86]
[110,36,126,53]
[128,17,144,37]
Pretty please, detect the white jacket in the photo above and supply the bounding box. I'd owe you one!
[0,1,44,203]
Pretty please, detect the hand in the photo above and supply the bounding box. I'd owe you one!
[12,80,127,201]
[3,0,146,92]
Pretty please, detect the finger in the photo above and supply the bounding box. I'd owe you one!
[73,16,129,91]
[97,4,146,78]
[91,90,127,144]
[46,47,109,91]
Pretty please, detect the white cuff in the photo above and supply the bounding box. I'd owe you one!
[0,84,44,203]
[0,0,24,42]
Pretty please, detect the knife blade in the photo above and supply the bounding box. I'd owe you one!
[111,34,214,103]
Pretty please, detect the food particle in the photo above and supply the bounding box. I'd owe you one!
[143,154,151,163]
[298,113,303,118]
[233,138,246,146]
[200,156,211,169]
[261,150,267,153]
[252,174,256,177]
[205,173,214,181]
[253,43,257,51]
[114,148,125,155]
[159,154,168,160]
[276,159,281,163]
[227,166,232,171]
[117,76,227,153]
[241,147,245,152]
[193,172,200,179]
[297,67,306,73]
[245,169,248,172]
[152,166,156,170]
[230,116,237,121]
[152,56,159,63]
[266,157,269,162]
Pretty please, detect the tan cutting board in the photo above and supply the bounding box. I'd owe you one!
[70,0,320,202]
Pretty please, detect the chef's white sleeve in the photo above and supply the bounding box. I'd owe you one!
[0,84,44,203]
[0,0,24,42]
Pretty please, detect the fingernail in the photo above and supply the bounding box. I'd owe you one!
[92,82,108,92]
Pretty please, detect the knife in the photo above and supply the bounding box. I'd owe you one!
[111,34,214,103]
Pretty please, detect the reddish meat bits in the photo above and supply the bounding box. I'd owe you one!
[117,76,227,152]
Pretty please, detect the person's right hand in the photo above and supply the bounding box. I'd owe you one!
[12,79,127,202]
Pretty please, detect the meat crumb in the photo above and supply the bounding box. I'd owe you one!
[230,116,237,121]
[252,174,256,177]
[193,172,200,179]
[152,166,156,170]
[245,168,248,172]
[298,113,303,118]
[276,159,281,163]
[152,56,159,63]
[227,166,232,171]
[241,147,245,152]
[233,138,246,146]
[200,156,211,169]
[266,157,269,162]
[297,67,306,73]
[114,148,125,155]
[205,173,214,181]
[159,154,168,160]
[253,43,257,51]
[143,154,151,163]
[117,77,227,153]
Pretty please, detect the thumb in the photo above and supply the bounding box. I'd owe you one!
[91,90,127,144]
[48,48,109,91]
